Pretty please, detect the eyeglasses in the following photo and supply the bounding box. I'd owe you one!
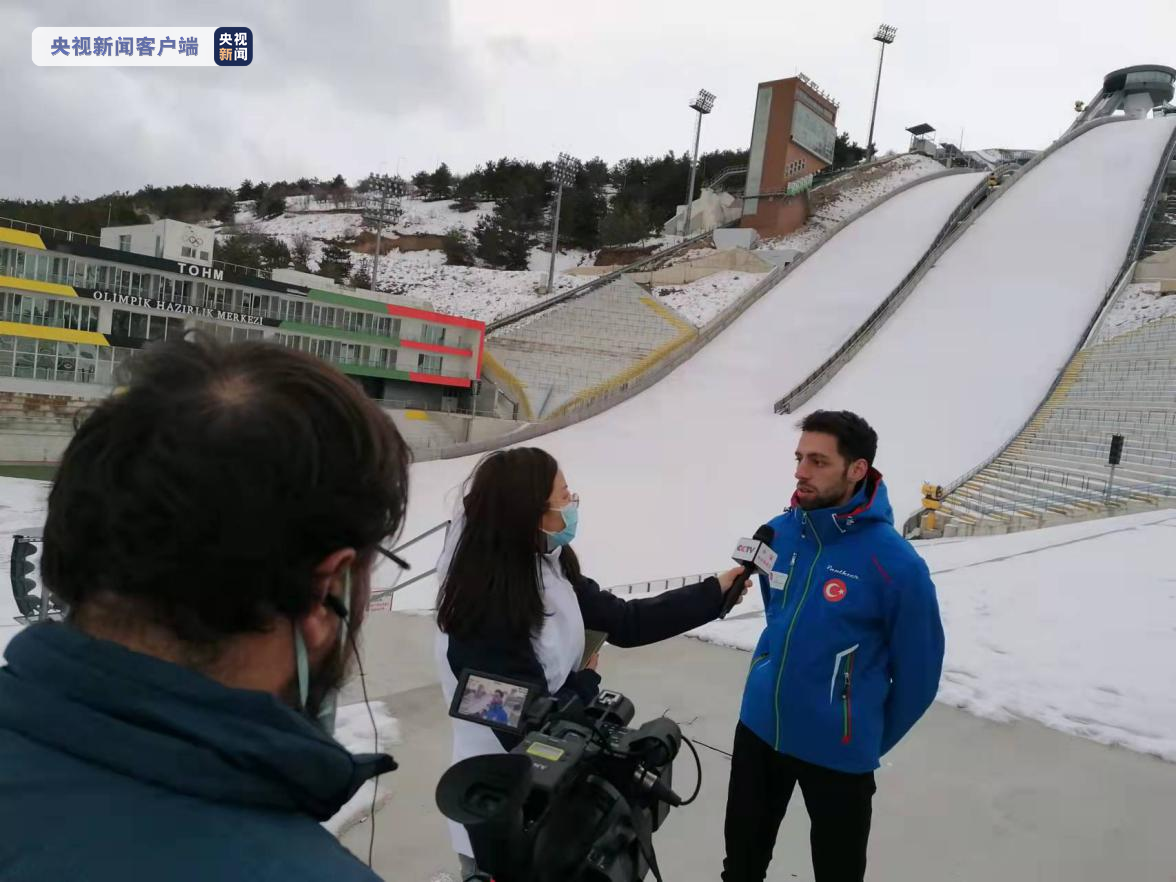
[376,546,411,570]
[550,492,579,512]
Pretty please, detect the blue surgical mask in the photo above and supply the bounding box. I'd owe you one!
[293,570,351,736]
[543,500,579,551]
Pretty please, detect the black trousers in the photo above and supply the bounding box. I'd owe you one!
[721,722,876,882]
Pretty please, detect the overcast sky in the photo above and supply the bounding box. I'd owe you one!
[3,0,1175,201]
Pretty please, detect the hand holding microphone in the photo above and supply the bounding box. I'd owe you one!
[717,524,777,619]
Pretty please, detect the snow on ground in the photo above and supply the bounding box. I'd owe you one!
[691,509,1176,762]
[220,195,595,323]
[233,211,365,244]
[653,271,765,327]
[526,245,590,275]
[244,197,493,241]
[1093,281,1176,343]
[767,154,949,252]
[395,199,494,236]
[233,200,256,225]
[323,700,403,836]
[368,249,584,324]
[0,477,50,657]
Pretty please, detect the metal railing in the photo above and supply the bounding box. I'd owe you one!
[703,165,748,191]
[774,168,992,414]
[909,116,1176,535]
[213,258,272,281]
[375,398,512,420]
[1017,440,1176,470]
[0,215,99,245]
[951,476,1176,522]
[604,572,719,597]
[367,520,451,605]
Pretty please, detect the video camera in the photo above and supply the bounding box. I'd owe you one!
[435,670,698,882]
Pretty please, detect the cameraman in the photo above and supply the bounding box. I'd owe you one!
[0,338,410,882]
[433,447,748,878]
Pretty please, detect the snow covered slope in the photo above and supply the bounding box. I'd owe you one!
[804,117,1176,521]
[388,171,984,593]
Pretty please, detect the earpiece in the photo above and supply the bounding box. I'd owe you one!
[324,593,348,620]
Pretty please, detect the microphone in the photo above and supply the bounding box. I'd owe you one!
[718,524,776,619]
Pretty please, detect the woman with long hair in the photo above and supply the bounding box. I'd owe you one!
[434,447,747,873]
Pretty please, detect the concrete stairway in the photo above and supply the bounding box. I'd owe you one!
[938,318,1176,536]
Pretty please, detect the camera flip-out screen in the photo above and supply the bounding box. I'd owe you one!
[450,670,536,735]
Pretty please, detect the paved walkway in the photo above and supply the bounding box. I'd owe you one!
[340,612,1176,881]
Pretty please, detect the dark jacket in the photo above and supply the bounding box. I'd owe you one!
[444,573,724,749]
[0,623,394,882]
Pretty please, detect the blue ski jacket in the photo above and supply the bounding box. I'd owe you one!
[740,470,944,772]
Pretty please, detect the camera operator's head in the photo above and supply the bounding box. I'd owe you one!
[42,335,410,727]
[436,447,580,642]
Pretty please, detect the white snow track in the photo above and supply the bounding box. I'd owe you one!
[804,117,1176,519]
[394,171,986,594]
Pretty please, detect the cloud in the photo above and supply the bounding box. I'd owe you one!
[4,0,1176,201]
[0,0,480,198]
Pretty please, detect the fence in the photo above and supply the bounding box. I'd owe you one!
[366,520,451,608]
[1,215,99,246]
[603,573,720,597]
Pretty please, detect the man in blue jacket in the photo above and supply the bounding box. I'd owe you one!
[0,337,410,881]
[722,410,944,882]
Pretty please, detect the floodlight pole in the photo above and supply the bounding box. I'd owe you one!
[545,184,565,295]
[681,89,715,238]
[371,176,404,290]
[866,24,897,159]
[544,153,577,295]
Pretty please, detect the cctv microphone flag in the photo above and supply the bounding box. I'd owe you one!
[731,536,778,574]
[720,525,777,619]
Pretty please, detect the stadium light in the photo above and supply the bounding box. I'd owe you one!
[866,24,898,159]
[543,153,579,295]
[370,174,406,291]
[682,89,717,237]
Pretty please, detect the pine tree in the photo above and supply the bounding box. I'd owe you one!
[290,234,313,271]
[558,186,607,251]
[257,191,286,219]
[474,201,532,270]
[600,201,654,246]
[318,241,353,281]
[256,237,291,271]
[350,259,373,290]
[428,163,454,199]
[834,132,867,169]
[450,176,479,212]
[441,227,476,266]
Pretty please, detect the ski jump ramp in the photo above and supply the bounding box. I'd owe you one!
[802,116,1176,522]
[391,171,984,598]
